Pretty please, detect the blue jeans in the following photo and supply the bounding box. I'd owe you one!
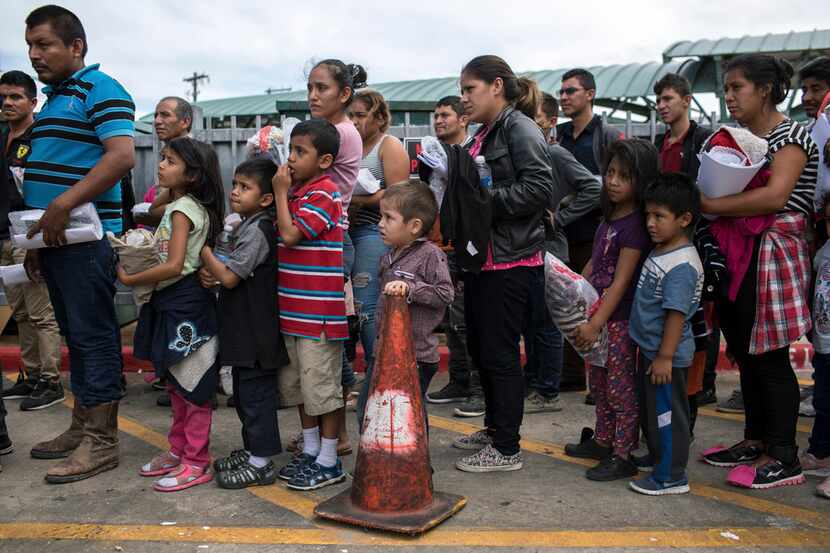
[349,224,388,373]
[808,353,830,459]
[340,233,357,388]
[40,239,122,407]
[523,269,562,398]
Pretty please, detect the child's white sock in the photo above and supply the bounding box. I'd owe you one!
[247,453,269,468]
[302,426,321,457]
[316,437,338,468]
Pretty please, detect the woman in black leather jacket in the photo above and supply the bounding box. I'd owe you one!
[453,55,557,473]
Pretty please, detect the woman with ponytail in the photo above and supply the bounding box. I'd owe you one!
[701,54,819,490]
[451,55,558,473]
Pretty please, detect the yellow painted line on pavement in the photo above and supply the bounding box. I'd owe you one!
[6,374,321,522]
[0,522,828,548]
[698,407,813,434]
[690,483,830,530]
[429,414,829,530]
[429,414,594,468]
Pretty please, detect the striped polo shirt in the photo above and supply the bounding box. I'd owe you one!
[23,64,135,234]
[277,175,348,341]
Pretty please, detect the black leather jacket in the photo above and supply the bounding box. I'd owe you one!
[470,106,557,263]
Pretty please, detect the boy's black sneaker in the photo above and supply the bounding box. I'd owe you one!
[2,370,35,399]
[564,428,612,460]
[20,379,64,411]
[213,449,250,473]
[427,382,471,404]
[216,460,278,489]
[586,455,638,481]
[156,393,171,407]
[702,442,764,467]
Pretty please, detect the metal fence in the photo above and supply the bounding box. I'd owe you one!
[132,110,720,198]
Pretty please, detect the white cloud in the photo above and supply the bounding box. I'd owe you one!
[1,0,828,116]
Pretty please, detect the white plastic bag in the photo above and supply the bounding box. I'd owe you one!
[354,168,381,195]
[417,135,448,207]
[543,252,608,366]
[10,202,103,249]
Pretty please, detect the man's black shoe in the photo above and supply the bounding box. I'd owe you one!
[2,370,35,399]
[20,379,65,411]
[586,455,638,481]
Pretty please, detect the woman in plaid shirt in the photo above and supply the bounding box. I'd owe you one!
[700,54,819,490]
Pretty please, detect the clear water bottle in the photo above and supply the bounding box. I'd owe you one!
[474,155,492,189]
[214,224,235,264]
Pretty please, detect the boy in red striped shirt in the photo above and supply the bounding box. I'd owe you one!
[272,119,348,491]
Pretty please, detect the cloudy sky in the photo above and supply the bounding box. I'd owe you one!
[1,0,828,117]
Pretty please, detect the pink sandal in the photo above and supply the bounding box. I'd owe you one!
[153,463,213,492]
[140,451,181,477]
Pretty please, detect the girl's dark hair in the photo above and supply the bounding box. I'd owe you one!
[313,59,368,107]
[461,55,540,119]
[724,54,794,106]
[164,137,225,245]
[600,138,660,221]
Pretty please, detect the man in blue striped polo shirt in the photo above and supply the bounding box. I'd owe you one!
[21,5,135,485]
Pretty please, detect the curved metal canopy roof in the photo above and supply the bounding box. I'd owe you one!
[145,59,700,120]
[664,29,830,59]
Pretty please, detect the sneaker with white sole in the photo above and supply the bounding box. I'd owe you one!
[427,382,471,404]
[286,459,346,490]
[726,459,805,489]
[800,452,830,476]
[799,396,816,417]
[629,474,690,495]
[701,441,763,468]
[523,391,562,414]
[456,444,523,473]
[817,476,830,499]
[20,378,64,411]
[453,394,485,417]
[1,370,35,399]
[717,390,744,413]
[452,429,493,451]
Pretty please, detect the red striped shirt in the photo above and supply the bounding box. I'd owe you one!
[277,175,348,341]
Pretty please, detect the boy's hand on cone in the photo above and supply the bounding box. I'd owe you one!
[384,280,409,296]
[649,355,672,385]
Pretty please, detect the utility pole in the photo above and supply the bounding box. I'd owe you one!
[183,72,209,102]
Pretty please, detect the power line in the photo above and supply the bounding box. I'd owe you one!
[183,72,209,102]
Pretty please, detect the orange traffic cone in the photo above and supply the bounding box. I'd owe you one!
[314,294,466,534]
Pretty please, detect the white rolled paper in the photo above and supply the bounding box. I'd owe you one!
[0,264,30,286]
[10,202,104,250]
